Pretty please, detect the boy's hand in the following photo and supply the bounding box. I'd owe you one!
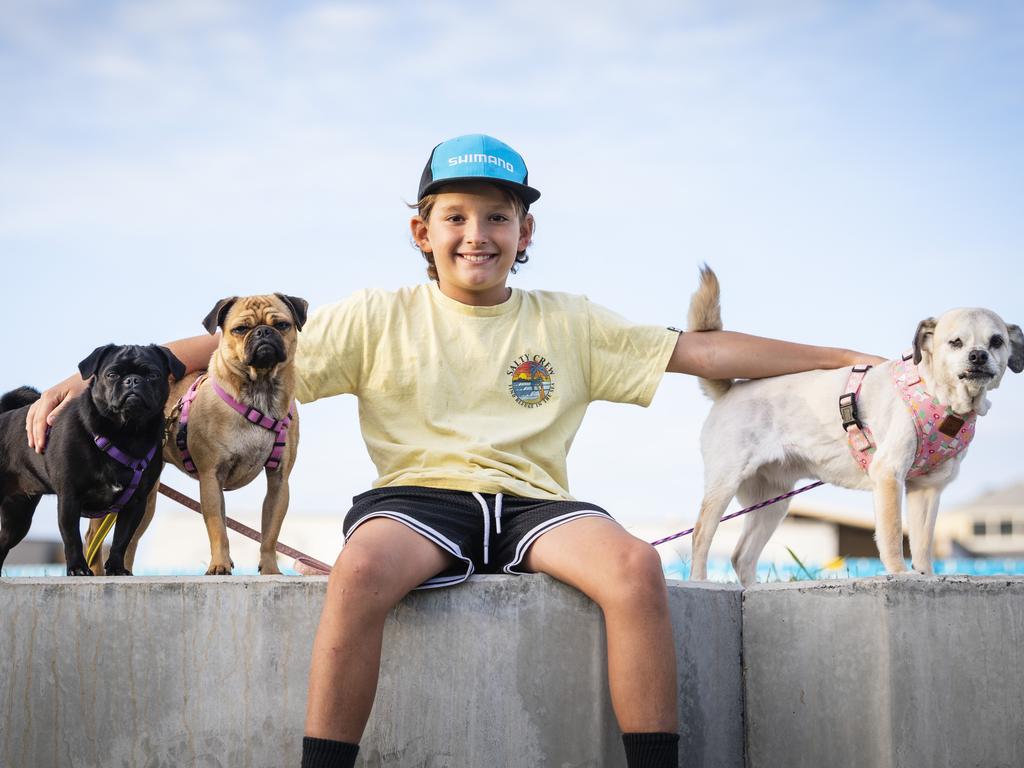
[26,375,88,453]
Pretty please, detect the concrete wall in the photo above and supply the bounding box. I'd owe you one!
[5,574,1023,768]
[742,576,1024,768]
[0,575,743,768]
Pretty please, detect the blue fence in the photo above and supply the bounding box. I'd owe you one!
[6,558,1024,581]
[662,557,1024,582]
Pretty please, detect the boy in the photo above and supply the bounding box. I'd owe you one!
[28,134,883,768]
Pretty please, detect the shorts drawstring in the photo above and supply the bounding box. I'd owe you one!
[471,492,504,565]
[472,492,490,564]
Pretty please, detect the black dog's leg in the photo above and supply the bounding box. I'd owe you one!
[104,503,147,576]
[57,497,92,576]
[0,494,42,570]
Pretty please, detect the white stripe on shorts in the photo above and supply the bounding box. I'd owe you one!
[345,510,475,590]
[503,510,611,575]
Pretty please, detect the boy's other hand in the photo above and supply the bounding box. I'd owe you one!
[26,375,88,453]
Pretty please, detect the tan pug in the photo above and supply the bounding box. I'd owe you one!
[91,294,307,575]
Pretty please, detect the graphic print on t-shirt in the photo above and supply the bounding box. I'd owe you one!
[506,354,556,408]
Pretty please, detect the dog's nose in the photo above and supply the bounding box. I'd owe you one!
[123,375,141,389]
[968,349,989,365]
[252,326,274,339]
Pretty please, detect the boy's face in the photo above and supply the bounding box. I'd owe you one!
[411,182,533,306]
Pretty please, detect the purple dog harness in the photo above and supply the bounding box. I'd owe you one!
[175,374,295,475]
[840,351,976,476]
[88,435,158,519]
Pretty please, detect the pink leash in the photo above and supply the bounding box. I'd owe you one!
[648,481,825,547]
[157,483,332,574]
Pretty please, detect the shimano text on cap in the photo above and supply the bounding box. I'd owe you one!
[418,134,541,208]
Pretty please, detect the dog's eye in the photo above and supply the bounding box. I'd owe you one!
[105,370,119,379]
[949,338,963,349]
[231,325,250,336]
[274,321,291,332]
[990,335,1004,349]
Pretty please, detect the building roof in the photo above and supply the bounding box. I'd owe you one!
[788,505,876,531]
[948,481,1024,516]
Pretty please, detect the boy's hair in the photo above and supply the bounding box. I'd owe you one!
[410,185,532,282]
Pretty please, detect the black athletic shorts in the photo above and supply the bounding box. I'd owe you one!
[342,486,612,590]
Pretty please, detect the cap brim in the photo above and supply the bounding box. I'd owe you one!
[420,176,541,208]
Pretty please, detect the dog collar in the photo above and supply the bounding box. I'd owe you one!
[89,435,158,520]
[175,374,295,475]
[841,351,976,477]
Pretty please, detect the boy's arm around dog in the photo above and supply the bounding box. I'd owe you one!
[666,330,883,380]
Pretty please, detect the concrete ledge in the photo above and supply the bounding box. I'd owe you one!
[0,575,743,768]
[741,576,1024,768]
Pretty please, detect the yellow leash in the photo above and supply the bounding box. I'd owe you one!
[85,512,118,567]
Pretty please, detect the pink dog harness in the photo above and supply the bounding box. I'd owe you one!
[840,352,976,476]
[175,374,295,475]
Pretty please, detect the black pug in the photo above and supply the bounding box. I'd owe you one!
[0,344,185,576]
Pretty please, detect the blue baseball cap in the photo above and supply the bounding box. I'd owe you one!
[418,134,541,208]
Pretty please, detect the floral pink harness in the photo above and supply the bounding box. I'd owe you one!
[840,352,976,476]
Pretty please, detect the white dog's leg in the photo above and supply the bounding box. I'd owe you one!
[906,485,942,574]
[731,476,795,587]
[871,470,908,573]
[690,484,738,582]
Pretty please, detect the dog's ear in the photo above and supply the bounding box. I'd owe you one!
[913,318,937,365]
[78,344,118,380]
[274,293,309,331]
[202,297,238,335]
[152,345,187,382]
[1007,324,1024,374]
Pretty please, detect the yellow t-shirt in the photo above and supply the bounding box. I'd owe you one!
[295,283,678,500]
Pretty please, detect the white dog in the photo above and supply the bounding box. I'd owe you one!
[687,267,1023,586]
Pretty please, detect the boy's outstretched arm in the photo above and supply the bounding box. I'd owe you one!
[26,333,220,452]
[667,329,885,379]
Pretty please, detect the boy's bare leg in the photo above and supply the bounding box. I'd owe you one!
[305,518,455,742]
[523,517,678,733]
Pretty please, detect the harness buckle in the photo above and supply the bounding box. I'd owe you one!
[839,392,863,432]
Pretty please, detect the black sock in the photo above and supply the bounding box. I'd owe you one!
[622,732,680,768]
[301,736,359,768]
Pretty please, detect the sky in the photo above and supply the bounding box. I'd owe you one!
[1,0,1022,567]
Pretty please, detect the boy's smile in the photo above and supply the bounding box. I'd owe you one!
[411,182,534,307]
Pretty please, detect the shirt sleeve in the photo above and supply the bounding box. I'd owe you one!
[586,299,679,406]
[293,290,369,404]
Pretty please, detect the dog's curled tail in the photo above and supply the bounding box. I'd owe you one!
[0,386,41,414]
[687,265,733,401]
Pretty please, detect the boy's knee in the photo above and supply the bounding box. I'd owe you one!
[622,538,664,577]
[328,546,399,606]
[604,539,667,606]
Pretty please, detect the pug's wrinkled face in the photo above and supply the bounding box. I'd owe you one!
[204,294,308,372]
[914,309,1024,412]
[79,344,184,424]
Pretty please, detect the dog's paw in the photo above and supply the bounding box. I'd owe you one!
[67,564,94,577]
[258,559,282,576]
[206,562,233,576]
[105,565,133,576]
